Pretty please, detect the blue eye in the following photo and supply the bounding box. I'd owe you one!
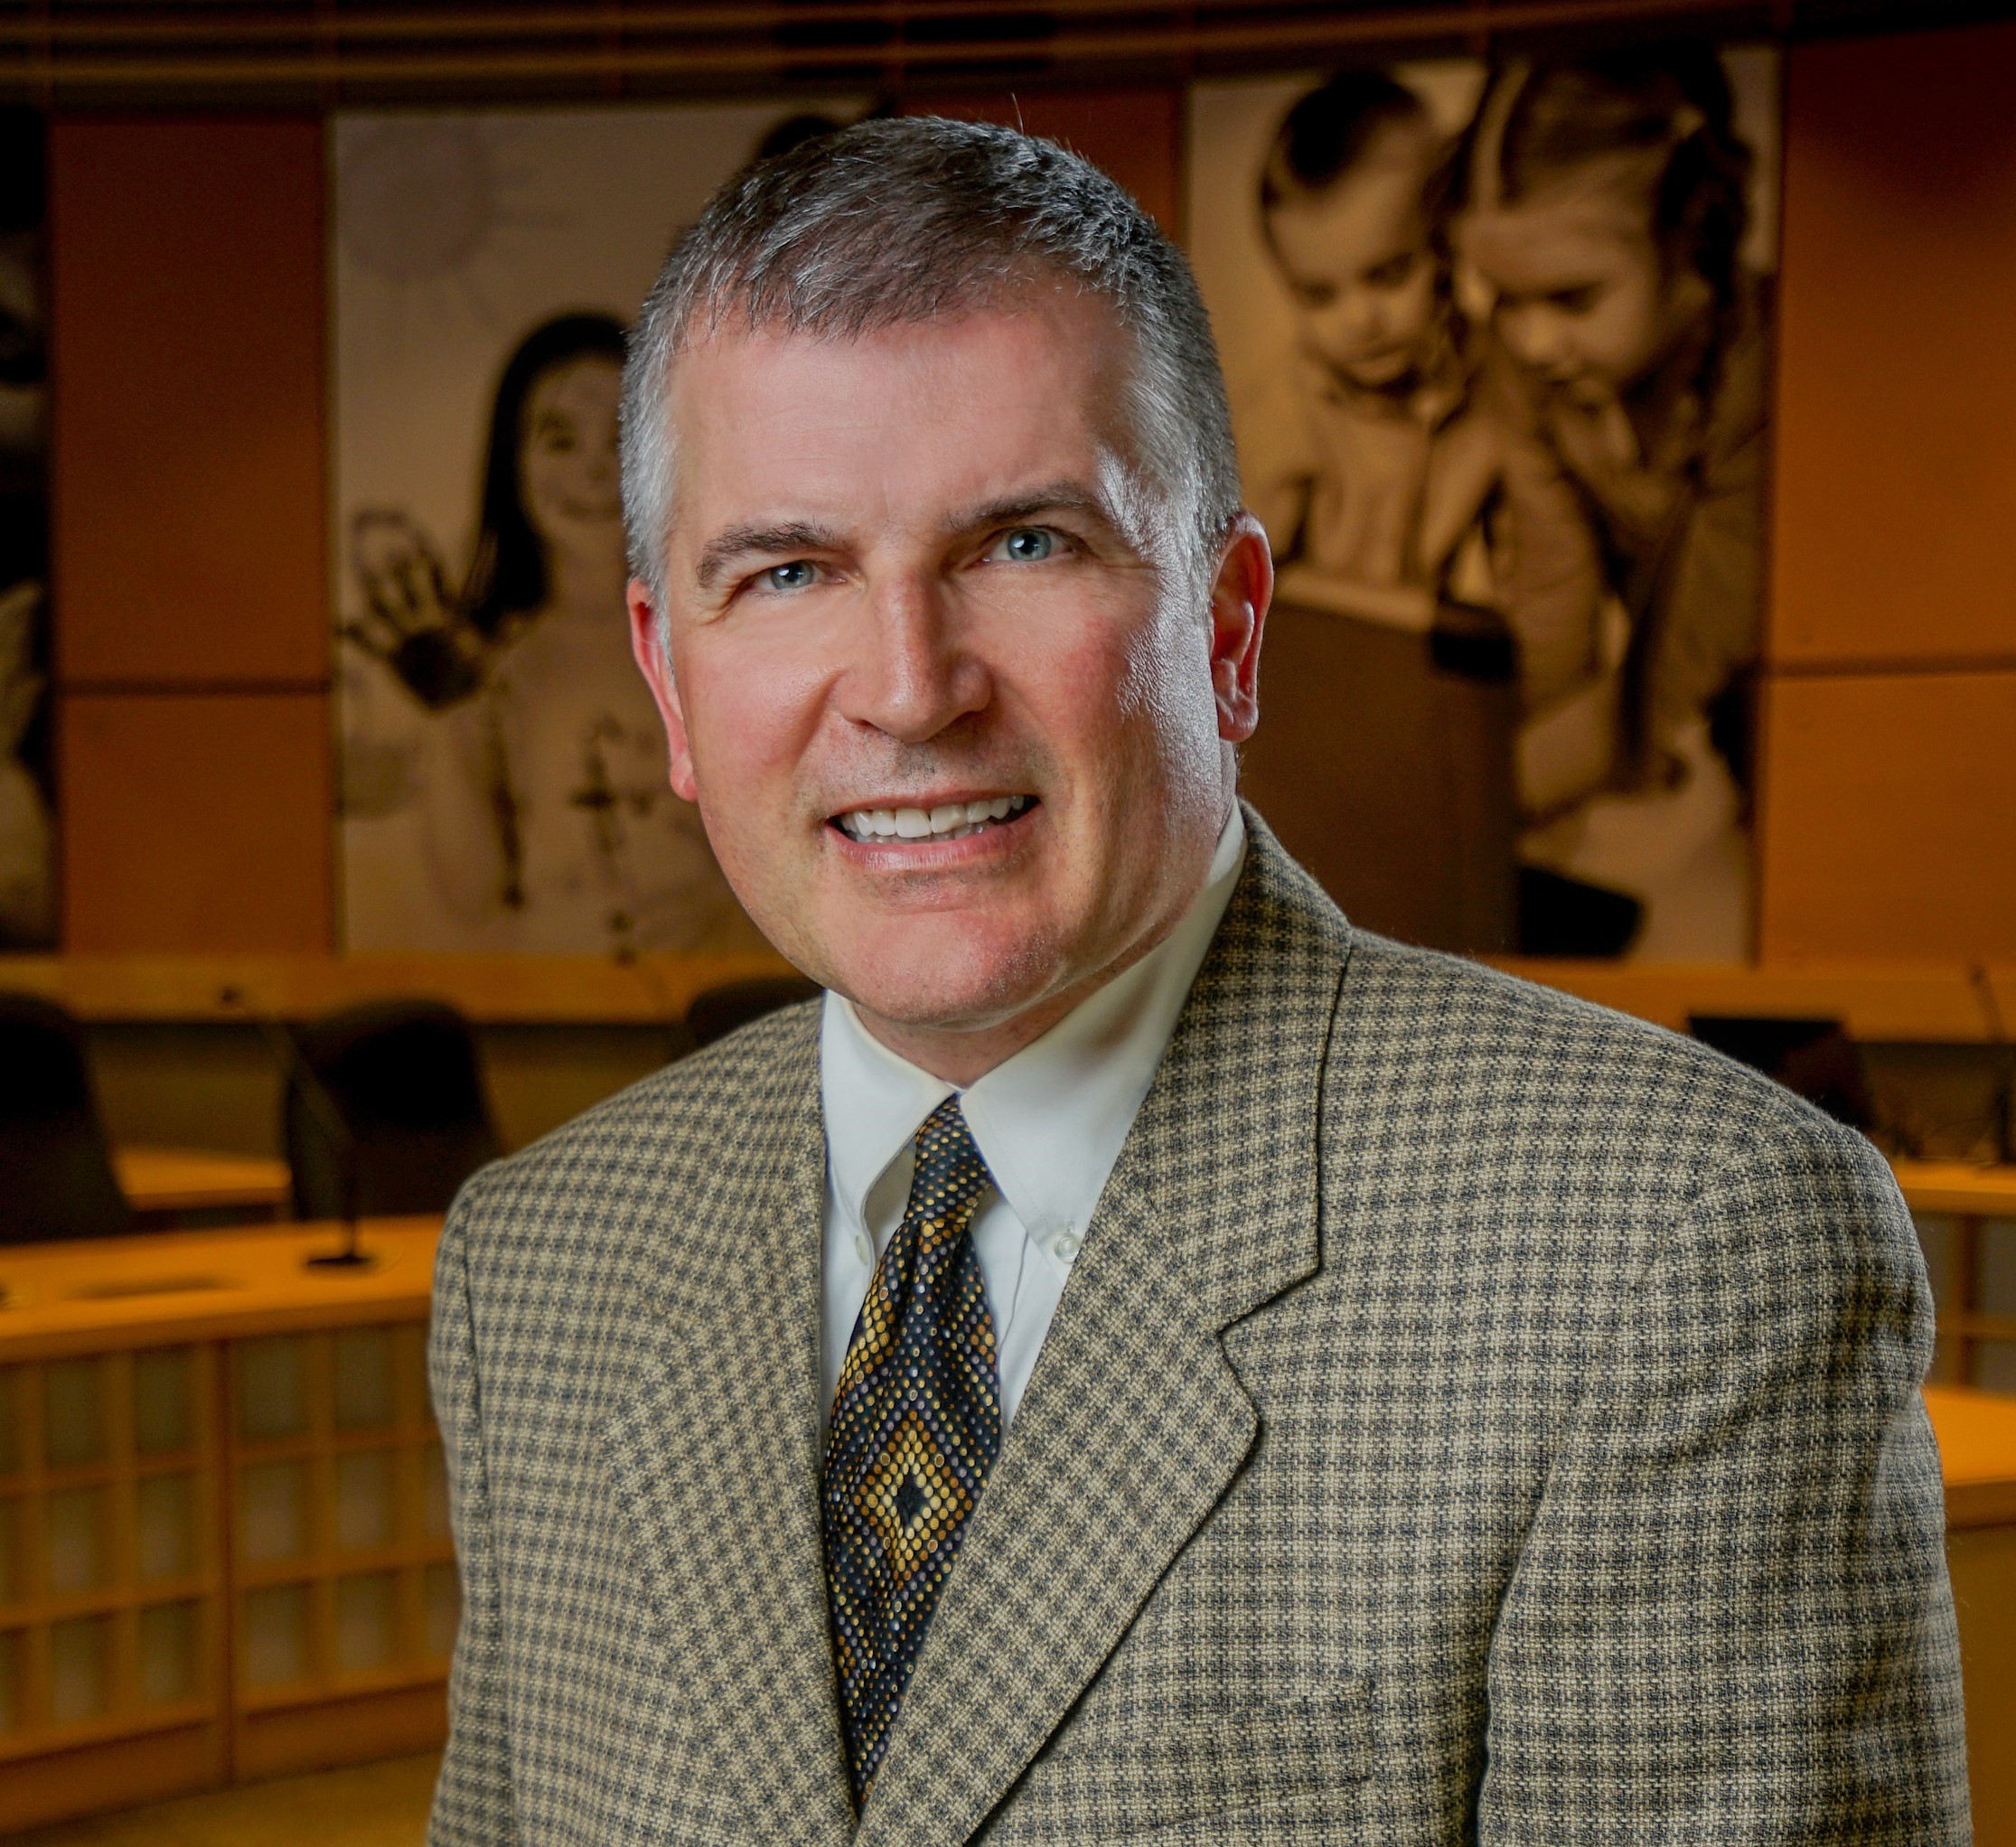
[1000,529,1054,562]
[763,560,817,592]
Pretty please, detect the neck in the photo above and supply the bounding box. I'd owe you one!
[854,982,1103,1088]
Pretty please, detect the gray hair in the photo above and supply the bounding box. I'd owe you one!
[618,115,1241,616]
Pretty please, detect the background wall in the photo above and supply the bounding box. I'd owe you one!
[24,27,2016,1156]
[1764,20,2016,961]
[52,118,332,952]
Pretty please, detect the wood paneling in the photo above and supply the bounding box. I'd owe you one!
[902,88,1183,234]
[59,694,333,954]
[1758,671,2016,961]
[1774,26,2016,669]
[51,119,326,688]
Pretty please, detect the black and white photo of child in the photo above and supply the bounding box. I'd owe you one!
[333,99,861,954]
[1190,52,1775,961]
[342,313,753,956]
[1455,53,1766,959]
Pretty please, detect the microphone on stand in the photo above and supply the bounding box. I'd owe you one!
[219,987,375,1271]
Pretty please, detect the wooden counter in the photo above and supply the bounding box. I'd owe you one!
[0,1219,446,1832]
[111,1148,291,1226]
[1926,1386,2016,1846]
[1895,1162,2016,1390]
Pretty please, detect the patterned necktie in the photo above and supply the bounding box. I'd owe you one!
[822,1095,1002,1808]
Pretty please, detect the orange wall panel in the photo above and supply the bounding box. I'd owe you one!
[1758,670,2016,961]
[51,119,327,687]
[60,693,333,952]
[902,88,1183,234]
[1775,26,2016,669]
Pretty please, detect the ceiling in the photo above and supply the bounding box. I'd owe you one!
[0,0,2010,108]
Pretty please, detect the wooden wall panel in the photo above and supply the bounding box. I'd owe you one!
[59,694,333,953]
[51,119,326,687]
[1774,26,2016,669]
[1758,672,2016,961]
[901,88,1183,234]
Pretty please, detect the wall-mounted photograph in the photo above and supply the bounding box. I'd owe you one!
[1192,51,1779,961]
[333,100,862,956]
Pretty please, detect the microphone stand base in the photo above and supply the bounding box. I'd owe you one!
[305,1250,377,1270]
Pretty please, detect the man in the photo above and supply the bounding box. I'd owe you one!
[428,118,1965,1846]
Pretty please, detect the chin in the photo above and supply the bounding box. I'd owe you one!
[831,912,1066,1037]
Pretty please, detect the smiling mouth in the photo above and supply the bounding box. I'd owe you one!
[832,793,1035,844]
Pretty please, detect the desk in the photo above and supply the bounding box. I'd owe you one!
[112,1148,291,1228]
[1926,1386,2016,1845]
[0,1219,445,1832]
[1893,1161,2016,1388]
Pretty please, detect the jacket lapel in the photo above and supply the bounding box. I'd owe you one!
[598,1010,858,1847]
[856,811,1355,1845]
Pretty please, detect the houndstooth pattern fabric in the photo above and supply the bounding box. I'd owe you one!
[825,1097,1002,1805]
[427,804,1969,1847]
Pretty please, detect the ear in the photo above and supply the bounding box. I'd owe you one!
[627,577,701,802]
[1206,513,1271,745]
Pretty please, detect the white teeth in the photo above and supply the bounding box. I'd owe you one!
[838,793,1030,842]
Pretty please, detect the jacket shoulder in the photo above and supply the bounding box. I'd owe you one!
[1331,930,1893,1204]
[446,997,820,1245]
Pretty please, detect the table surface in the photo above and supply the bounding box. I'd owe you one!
[1889,1158,2016,1217]
[112,1145,293,1214]
[1925,1385,2016,1527]
[0,1217,440,1361]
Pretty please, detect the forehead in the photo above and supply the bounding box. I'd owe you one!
[661,291,1137,537]
[1458,200,1658,294]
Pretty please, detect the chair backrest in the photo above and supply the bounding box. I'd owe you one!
[285,1000,502,1221]
[687,974,822,1049]
[0,991,135,1242]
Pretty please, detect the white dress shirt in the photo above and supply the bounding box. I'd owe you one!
[819,807,1247,1429]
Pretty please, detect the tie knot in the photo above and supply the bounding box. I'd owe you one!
[912,1096,991,1223]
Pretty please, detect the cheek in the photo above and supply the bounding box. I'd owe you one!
[676,633,821,799]
[1389,272,1439,335]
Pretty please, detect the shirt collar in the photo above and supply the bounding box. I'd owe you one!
[820,806,1247,1252]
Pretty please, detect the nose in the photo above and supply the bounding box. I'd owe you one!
[838,571,990,744]
[1503,305,1567,372]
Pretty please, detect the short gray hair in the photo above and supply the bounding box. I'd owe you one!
[619,115,1241,608]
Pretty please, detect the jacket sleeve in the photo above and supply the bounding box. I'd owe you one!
[1477,1113,1970,1843]
[427,1197,521,1847]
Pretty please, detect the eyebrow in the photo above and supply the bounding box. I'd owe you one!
[694,520,844,590]
[949,482,1121,540]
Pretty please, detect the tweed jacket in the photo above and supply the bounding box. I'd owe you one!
[427,812,1968,1846]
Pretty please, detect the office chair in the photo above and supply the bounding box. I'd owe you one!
[0,991,135,1242]
[686,973,822,1048]
[284,1000,502,1221]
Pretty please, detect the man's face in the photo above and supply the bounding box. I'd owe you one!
[629,290,1266,1064]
